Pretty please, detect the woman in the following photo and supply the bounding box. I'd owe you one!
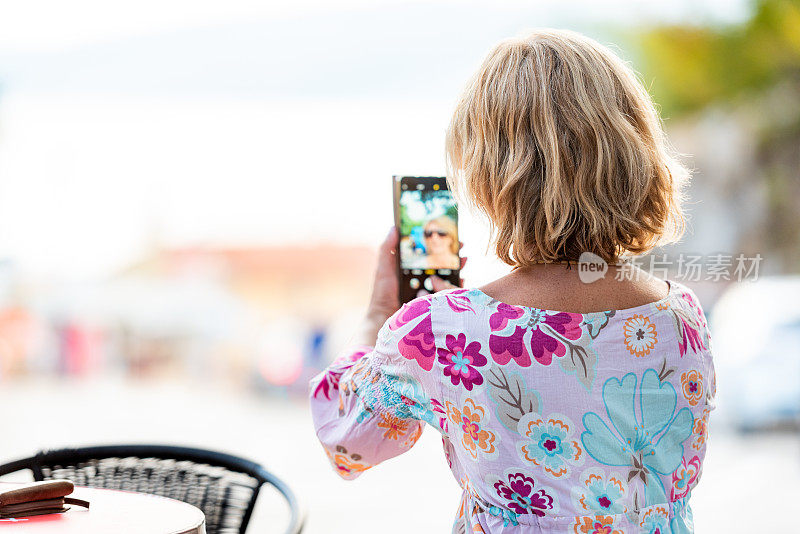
[423,216,460,270]
[310,29,714,533]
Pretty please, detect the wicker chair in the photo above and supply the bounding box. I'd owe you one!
[0,445,304,534]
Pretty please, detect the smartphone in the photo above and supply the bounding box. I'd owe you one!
[393,175,461,304]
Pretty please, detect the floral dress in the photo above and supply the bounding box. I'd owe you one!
[309,281,715,533]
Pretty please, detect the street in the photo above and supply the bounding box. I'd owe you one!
[0,378,795,533]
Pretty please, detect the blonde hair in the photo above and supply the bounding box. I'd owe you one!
[425,216,459,255]
[445,29,689,267]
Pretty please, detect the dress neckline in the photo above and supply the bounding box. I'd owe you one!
[468,279,678,317]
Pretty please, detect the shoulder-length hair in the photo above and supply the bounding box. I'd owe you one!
[446,29,689,267]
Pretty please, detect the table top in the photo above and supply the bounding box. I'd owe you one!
[0,483,205,534]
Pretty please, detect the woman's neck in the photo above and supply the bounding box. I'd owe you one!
[478,264,669,313]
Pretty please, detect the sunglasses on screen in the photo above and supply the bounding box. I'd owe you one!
[424,230,449,238]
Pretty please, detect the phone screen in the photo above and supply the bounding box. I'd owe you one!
[393,176,460,303]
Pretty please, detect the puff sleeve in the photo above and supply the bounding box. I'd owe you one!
[309,296,444,479]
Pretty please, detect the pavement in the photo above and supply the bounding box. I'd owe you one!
[0,378,796,533]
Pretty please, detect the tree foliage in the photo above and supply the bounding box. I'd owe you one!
[637,0,800,118]
[634,0,800,268]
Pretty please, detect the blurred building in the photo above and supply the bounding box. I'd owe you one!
[0,244,377,393]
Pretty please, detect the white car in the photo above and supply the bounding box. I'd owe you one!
[710,276,800,432]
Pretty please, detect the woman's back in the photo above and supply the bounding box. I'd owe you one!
[426,280,713,532]
[311,277,714,532]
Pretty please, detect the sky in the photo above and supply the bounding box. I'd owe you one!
[0,1,749,55]
[0,0,752,279]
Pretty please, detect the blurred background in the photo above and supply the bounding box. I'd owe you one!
[0,0,797,532]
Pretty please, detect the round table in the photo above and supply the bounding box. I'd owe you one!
[0,483,205,533]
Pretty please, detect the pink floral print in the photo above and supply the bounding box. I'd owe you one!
[572,515,623,534]
[390,297,437,371]
[310,283,715,533]
[493,472,555,517]
[443,289,476,314]
[447,398,498,459]
[668,292,708,357]
[488,304,584,367]
[438,333,487,390]
[670,455,701,500]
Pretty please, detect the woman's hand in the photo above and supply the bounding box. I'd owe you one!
[353,227,466,347]
[365,227,402,324]
[417,246,468,296]
[418,269,466,295]
[351,227,400,347]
